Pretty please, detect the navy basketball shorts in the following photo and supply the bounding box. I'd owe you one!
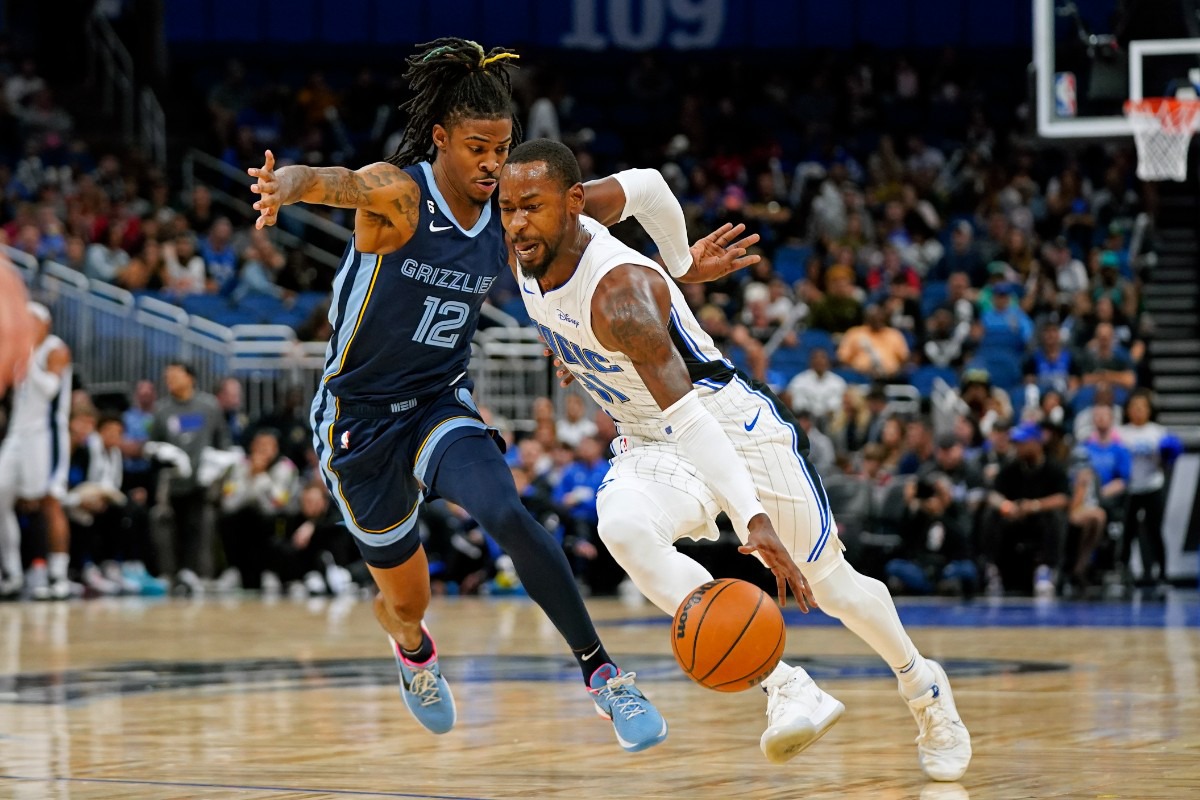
[311,383,496,569]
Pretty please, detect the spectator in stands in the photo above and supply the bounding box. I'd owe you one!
[116,238,166,291]
[1082,323,1136,391]
[84,223,129,283]
[201,217,238,295]
[1064,449,1106,596]
[897,418,935,475]
[807,264,863,334]
[795,408,835,473]
[1081,404,1131,518]
[828,385,870,456]
[955,368,1012,438]
[922,308,967,369]
[785,347,845,423]
[232,229,288,303]
[279,484,358,595]
[149,360,231,594]
[984,422,1069,596]
[1117,390,1183,591]
[979,282,1033,350]
[164,231,206,297]
[1092,251,1138,322]
[836,304,910,380]
[979,418,1015,487]
[1022,321,1082,402]
[929,220,985,286]
[218,428,299,591]
[215,377,248,446]
[186,185,217,235]
[556,393,597,449]
[247,385,312,474]
[61,233,87,274]
[1044,237,1088,304]
[887,470,978,597]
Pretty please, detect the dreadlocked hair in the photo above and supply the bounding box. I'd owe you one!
[387,38,521,168]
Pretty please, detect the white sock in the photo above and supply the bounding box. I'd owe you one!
[809,558,935,700]
[48,551,69,581]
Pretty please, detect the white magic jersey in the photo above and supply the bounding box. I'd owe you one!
[520,216,734,441]
[9,334,71,435]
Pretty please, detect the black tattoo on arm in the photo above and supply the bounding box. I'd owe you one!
[593,265,693,408]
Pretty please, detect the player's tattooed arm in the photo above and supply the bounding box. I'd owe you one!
[591,264,693,409]
[249,150,419,234]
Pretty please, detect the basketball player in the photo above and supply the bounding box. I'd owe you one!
[250,38,763,751]
[0,260,35,393]
[0,303,73,600]
[500,139,972,781]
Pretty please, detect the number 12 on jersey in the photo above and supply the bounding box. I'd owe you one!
[413,296,470,348]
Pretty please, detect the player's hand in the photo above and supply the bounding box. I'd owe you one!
[740,514,815,612]
[544,347,575,387]
[0,261,33,392]
[248,150,280,229]
[679,222,761,284]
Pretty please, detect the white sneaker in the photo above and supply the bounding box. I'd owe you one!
[904,660,971,781]
[214,567,242,593]
[760,664,845,764]
[26,563,49,600]
[0,574,22,598]
[1034,565,1056,599]
[82,564,121,596]
[303,571,327,595]
[102,561,141,594]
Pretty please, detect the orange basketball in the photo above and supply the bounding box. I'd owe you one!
[670,578,786,693]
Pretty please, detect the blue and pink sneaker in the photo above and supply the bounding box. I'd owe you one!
[589,664,668,753]
[390,625,456,735]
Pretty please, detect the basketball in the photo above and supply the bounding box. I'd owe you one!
[671,579,786,693]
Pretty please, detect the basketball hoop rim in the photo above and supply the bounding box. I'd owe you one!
[1124,98,1200,132]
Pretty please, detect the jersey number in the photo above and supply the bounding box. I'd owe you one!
[413,297,470,348]
[578,372,630,404]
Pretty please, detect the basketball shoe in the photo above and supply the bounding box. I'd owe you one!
[588,664,668,753]
[390,626,456,735]
[760,663,845,763]
[904,660,971,781]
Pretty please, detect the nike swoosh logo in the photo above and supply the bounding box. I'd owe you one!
[744,409,762,431]
[429,222,454,232]
[582,645,602,660]
[522,284,536,295]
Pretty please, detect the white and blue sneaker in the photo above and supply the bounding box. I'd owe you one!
[391,626,456,735]
[588,664,668,753]
[904,660,971,781]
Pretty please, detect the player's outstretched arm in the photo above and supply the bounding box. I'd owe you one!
[590,265,814,610]
[248,150,420,235]
[0,261,33,391]
[584,170,761,283]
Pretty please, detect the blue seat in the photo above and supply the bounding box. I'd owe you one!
[834,366,871,385]
[768,343,809,381]
[910,365,958,397]
[774,245,811,286]
[920,281,948,318]
[800,328,836,356]
[970,353,1023,392]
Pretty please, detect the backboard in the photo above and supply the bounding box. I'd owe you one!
[1034,0,1200,138]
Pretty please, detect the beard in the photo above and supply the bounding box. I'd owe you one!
[516,240,559,281]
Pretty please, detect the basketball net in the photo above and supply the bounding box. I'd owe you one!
[1124,98,1200,182]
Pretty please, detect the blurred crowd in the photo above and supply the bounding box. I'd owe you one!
[0,46,1188,602]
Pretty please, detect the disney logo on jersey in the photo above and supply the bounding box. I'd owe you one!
[556,309,580,329]
[400,258,495,295]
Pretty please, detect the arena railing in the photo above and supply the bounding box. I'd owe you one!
[5,247,551,430]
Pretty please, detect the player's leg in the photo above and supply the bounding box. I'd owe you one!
[596,450,842,762]
[427,428,667,752]
[724,376,970,778]
[313,401,454,735]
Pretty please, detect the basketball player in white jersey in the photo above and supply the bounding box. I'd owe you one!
[499,140,971,781]
[0,303,73,599]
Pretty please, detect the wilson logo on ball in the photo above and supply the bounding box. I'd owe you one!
[674,580,719,640]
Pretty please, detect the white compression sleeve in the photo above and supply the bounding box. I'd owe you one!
[613,168,693,278]
[23,359,60,398]
[662,390,766,527]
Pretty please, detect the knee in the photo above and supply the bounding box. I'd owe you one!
[375,584,429,626]
[471,495,532,542]
[597,505,657,560]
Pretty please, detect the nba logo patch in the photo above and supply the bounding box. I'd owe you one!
[340,430,351,450]
[1054,72,1076,118]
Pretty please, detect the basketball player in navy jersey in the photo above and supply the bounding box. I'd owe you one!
[249,38,768,751]
[499,139,971,780]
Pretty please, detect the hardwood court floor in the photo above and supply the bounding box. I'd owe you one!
[1,592,1198,800]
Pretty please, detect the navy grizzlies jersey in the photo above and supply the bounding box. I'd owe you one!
[322,162,508,403]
